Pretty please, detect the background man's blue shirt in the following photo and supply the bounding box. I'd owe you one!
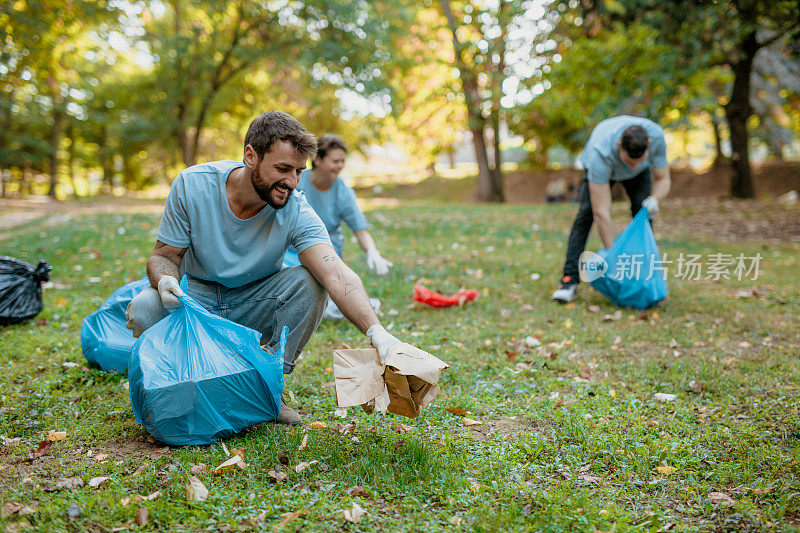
[579,116,668,185]
[156,160,331,288]
[295,169,368,256]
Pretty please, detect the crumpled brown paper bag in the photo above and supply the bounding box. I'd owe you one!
[332,343,448,419]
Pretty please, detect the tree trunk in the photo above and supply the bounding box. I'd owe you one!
[66,120,78,196]
[448,148,455,169]
[471,127,495,201]
[439,0,498,202]
[100,124,114,193]
[48,97,65,199]
[710,112,727,168]
[21,162,31,195]
[724,31,758,198]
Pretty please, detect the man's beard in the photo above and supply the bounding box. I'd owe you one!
[251,168,292,209]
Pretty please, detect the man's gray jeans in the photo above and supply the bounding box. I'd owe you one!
[125,267,326,374]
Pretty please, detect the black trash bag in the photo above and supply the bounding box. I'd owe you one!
[0,256,52,325]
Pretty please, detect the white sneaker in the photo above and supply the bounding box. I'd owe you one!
[323,298,345,320]
[552,276,578,303]
[323,297,382,321]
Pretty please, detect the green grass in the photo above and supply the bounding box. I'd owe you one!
[1,200,799,532]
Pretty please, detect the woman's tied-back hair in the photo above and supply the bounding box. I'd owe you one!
[312,134,348,168]
[620,125,649,159]
[244,111,317,160]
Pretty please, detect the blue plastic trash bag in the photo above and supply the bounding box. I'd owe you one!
[81,277,150,374]
[282,249,301,269]
[129,282,285,446]
[588,207,668,309]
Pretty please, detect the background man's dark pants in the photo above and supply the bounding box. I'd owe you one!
[562,168,652,282]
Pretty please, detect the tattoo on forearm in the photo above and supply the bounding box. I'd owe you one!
[322,254,339,263]
[344,282,358,296]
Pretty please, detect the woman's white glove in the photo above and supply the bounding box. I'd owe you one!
[642,196,659,218]
[366,248,393,276]
[366,324,401,363]
[157,275,185,309]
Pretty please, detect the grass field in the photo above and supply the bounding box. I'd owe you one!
[1,198,799,532]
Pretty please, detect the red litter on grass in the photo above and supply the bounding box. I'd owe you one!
[413,285,478,308]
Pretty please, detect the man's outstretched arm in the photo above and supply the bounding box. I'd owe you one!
[299,243,378,333]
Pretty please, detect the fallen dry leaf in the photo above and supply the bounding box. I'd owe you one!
[394,423,412,433]
[689,380,703,394]
[336,421,357,435]
[298,434,308,451]
[190,463,207,475]
[148,447,170,460]
[54,477,84,490]
[2,502,35,517]
[268,463,288,483]
[654,393,677,402]
[602,310,623,322]
[656,465,677,475]
[588,305,600,313]
[94,453,109,462]
[1,436,22,446]
[309,421,326,429]
[462,418,482,426]
[345,485,369,498]
[576,474,602,483]
[61,362,79,368]
[135,507,149,526]
[46,430,67,442]
[294,460,318,473]
[278,510,304,527]
[446,407,468,417]
[88,476,109,488]
[214,455,246,474]
[334,407,348,418]
[28,439,52,460]
[732,288,764,299]
[708,491,735,507]
[342,502,366,524]
[185,476,208,502]
[278,451,290,465]
[221,442,230,456]
[450,515,462,526]
[230,448,246,458]
[131,464,148,477]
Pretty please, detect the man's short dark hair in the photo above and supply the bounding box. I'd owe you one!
[311,134,348,168]
[620,125,649,159]
[244,111,317,161]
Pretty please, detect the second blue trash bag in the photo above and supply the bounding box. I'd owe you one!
[81,277,150,374]
[129,283,285,446]
[282,249,301,269]
[589,207,668,310]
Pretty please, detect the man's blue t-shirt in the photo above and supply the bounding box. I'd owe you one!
[156,161,331,288]
[295,169,368,256]
[579,116,668,185]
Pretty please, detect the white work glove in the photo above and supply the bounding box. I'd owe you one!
[642,196,659,218]
[366,324,402,364]
[366,248,393,276]
[157,275,185,309]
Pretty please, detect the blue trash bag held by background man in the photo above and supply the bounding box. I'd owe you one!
[129,284,286,446]
[81,277,150,374]
[589,208,668,309]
